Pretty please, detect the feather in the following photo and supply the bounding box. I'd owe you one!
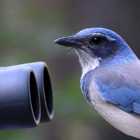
[87,61,140,114]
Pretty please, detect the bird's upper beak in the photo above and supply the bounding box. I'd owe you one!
[54,35,83,48]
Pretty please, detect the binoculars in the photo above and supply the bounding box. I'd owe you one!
[0,61,53,130]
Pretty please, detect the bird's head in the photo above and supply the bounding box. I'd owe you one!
[54,28,138,75]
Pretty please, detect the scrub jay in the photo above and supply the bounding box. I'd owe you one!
[54,27,140,138]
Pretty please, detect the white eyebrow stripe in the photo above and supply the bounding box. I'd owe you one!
[91,33,116,42]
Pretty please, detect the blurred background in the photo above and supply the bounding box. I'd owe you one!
[0,0,140,140]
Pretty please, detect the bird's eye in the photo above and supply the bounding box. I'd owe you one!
[90,36,102,45]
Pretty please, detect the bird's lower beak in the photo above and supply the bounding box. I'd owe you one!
[54,36,82,48]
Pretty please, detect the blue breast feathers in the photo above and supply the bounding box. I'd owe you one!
[80,71,92,102]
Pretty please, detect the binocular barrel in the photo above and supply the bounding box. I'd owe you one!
[0,61,53,129]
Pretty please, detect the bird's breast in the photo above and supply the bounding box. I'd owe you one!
[80,70,103,105]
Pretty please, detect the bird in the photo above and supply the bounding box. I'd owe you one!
[54,27,140,139]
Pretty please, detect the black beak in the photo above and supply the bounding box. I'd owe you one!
[54,35,82,47]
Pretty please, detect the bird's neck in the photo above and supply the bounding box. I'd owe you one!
[78,49,139,78]
[100,49,139,67]
[76,50,100,78]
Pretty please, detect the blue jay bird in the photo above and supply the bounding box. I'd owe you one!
[54,27,140,139]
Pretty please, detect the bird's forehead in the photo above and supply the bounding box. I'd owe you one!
[76,28,96,38]
[76,28,117,40]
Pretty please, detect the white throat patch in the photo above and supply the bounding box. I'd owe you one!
[75,49,100,78]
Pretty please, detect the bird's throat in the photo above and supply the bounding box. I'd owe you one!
[75,49,100,78]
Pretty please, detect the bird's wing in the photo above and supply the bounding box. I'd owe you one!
[93,63,140,114]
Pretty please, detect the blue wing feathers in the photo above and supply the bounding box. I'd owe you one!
[81,65,140,115]
[118,104,133,112]
[96,77,140,114]
[133,101,140,114]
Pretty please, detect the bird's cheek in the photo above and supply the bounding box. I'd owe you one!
[88,44,97,50]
